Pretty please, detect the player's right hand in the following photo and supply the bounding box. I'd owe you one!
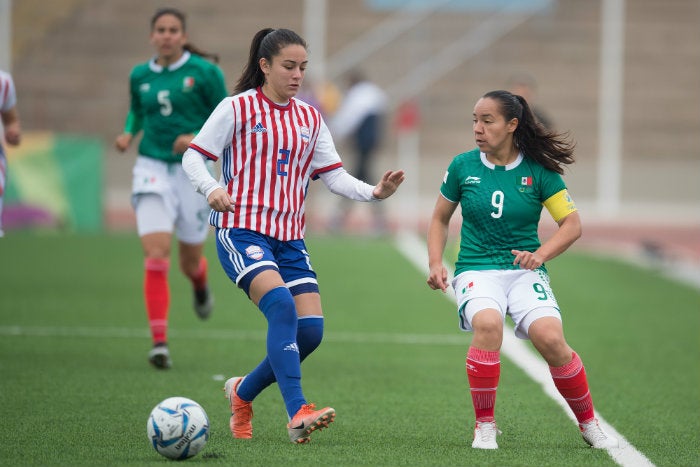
[114,133,132,152]
[427,264,449,293]
[207,187,235,213]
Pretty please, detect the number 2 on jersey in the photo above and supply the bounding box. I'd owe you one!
[277,149,290,176]
[491,190,504,218]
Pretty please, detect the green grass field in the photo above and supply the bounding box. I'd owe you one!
[0,232,698,467]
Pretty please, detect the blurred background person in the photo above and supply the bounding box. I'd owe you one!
[0,69,22,238]
[113,7,228,369]
[507,72,553,130]
[328,69,388,234]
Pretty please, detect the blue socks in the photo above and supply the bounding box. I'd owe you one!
[237,286,324,418]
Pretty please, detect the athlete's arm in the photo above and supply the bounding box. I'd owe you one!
[114,110,142,152]
[512,211,582,270]
[182,149,234,213]
[317,168,376,201]
[427,195,458,293]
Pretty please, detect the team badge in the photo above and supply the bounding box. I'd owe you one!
[183,76,195,92]
[300,126,310,141]
[245,245,264,261]
[518,176,534,193]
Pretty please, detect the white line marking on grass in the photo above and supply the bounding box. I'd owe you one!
[0,325,467,346]
[394,230,655,467]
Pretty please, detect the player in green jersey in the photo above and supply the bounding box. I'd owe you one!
[114,8,228,369]
[427,90,618,450]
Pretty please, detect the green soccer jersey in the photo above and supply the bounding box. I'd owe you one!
[440,148,568,274]
[124,51,227,163]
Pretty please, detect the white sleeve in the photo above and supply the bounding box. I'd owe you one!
[188,97,235,161]
[318,168,378,202]
[182,149,221,199]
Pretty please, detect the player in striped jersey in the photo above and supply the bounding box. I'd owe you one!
[114,8,228,369]
[183,28,404,443]
[0,69,22,238]
[426,90,618,450]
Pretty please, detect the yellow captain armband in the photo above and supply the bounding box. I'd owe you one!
[543,189,577,222]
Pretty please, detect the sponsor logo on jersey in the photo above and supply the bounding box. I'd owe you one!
[251,122,267,134]
[182,76,195,91]
[464,176,481,185]
[245,245,264,260]
[139,83,150,93]
[300,126,310,141]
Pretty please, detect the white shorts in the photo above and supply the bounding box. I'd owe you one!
[452,269,561,340]
[131,156,211,244]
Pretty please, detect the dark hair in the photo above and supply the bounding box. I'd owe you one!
[483,90,574,174]
[150,8,220,63]
[234,28,307,94]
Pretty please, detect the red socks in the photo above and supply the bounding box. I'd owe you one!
[466,347,501,422]
[467,348,595,424]
[550,352,595,424]
[144,258,170,345]
[187,257,208,291]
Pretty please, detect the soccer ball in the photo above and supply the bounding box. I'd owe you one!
[147,397,210,460]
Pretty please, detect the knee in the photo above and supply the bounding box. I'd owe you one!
[529,324,571,364]
[298,317,324,360]
[472,309,503,341]
[259,287,297,327]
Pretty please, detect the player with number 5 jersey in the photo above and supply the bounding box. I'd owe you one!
[182,28,404,444]
[426,90,618,450]
[114,8,228,370]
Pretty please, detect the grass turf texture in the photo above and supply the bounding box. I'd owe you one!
[0,233,698,466]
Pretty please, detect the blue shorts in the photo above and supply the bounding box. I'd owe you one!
[215,228,319,297]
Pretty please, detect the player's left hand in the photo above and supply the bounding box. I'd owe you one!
[511,249,544,270]
[372,170,405,199]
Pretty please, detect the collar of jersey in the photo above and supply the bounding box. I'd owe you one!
[480,151,523,171]
[149,50,191,73]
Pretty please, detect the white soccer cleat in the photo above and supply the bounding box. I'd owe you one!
[580,419,619,448]
[471,421,501,449]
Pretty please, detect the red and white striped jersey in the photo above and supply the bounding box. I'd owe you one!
[0,70,17,113]
[189,87,343,240]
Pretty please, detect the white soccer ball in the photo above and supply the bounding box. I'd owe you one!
[147,397,210,460]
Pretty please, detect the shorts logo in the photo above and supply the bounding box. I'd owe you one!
[245,245,264,261]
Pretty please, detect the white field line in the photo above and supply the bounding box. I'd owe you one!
[394,230,655,467]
